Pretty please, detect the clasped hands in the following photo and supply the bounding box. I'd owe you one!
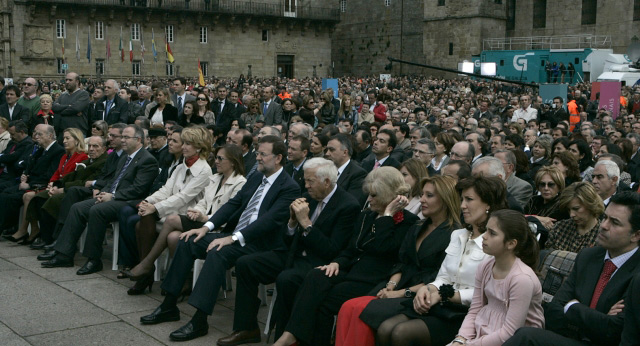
[288,197,312,229]
[413,284,441,315]
[137,200,156,216]
[179,226,234,253]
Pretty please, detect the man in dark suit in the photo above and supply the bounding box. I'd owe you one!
[325,133,367,206]
[229,129,255,176]
[353,129,373,163]
[217,158,360,345]
[361,129,400,172]
[139,135,299,342]
[0,85,30,124]
[472,99,494,120]
[284,135,309,194]
[87,87,104,129]
[170,77,195,123]
[212,86,236,135]
[504,192,640,346]
[41,125,158,275]
[0,120,34,190]
[94,80,129,125]
[0,124,64,239]
[621,272,640,345]
[148,127,170,164]
[228,89,246,118]
[262,86,283,125]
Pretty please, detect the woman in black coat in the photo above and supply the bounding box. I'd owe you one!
[273,167,420,346]
[148,87,178,126]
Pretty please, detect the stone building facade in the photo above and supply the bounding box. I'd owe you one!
[2,0,339,80]
[333,0,640,76]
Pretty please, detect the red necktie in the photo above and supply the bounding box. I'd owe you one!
[589,260,617,309]
[373,161,381,170]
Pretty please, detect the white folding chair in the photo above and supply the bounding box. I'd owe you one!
[111,222,119,270]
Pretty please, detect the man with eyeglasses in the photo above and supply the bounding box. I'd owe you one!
[17,77,40,119]
[285,135,309,193]
[140,135,299,342]
[465,132,485,163]
[41,125,158,275]
[413,138,437,176]
[511,94,538,123]
[52,72,91,136]
[449,141,474,165]
[325,133,367,205]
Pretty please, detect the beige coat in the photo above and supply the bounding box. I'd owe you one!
[193,172,246,219]
[145,158,213,219]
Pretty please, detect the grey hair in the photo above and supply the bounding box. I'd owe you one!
[595,159,620,186]
[106,79,120,92]
[626,132,640,144]
[40,124,56,139]
[417,138,436,153]
[303,158,338,186]
[473,156,505,178]
[264,126,281,138]
[304,123,314,140]
[291,122,311,140]
[493,149,516,166]
[411,126,431,139]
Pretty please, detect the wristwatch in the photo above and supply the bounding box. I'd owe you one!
[303,225,313,236]
[404,289,414,298]
[231,234,238,243]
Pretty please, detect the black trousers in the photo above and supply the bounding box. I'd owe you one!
[233,251,313,335]
[160,232,258,315]
[54,198,129,260]
[0,185,26,230]
[58,186,93,223]
[117,205,140,267]
[503,327,590,346]
[285,269,374,346]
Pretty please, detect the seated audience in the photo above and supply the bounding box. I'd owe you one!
[525,166,570,230]
[551,151,581,186]
[399,158,430,218]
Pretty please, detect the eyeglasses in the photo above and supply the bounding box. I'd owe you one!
[215,156,227,161]
[450,152,467,159]
[538,182,556,188]
[121,136,140,140]
[108,134,122,138]
[24,83,35,87]
[197,97,207,101]
[413,149,433,155]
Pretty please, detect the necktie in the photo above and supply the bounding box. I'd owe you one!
[177,96,183,115]
[589,260,617,309]
[105,99,112,119]
[263,102,268,115]
[373,161,381,170]
[109,156,133,194]
[234,177,268,233]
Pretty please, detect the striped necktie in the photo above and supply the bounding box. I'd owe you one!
[233,177,268,233]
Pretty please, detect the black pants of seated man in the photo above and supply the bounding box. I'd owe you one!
[503,327,591,346]
[160,232,259,315]
[0,185,27,230]
[233,251,314,338]
[39,186,94,243]
[54,197,130,260]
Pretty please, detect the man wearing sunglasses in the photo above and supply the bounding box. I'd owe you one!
[17,77,40,119]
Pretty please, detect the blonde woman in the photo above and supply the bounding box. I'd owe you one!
[0,117,10,153]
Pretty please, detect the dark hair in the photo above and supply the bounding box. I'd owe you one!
[184,100,199,115]
[601,143,622,158]
[569,139,593,172]
[456,175,509,233]
[127,124,145,143]
[436,132,455,155]
[553,127,568,137]
[5,85,20,97]
[505,133,524,148]
[357,129,371,145]
[291,135,311,153]
[216,144,245,176]
[378,128,397,150]
[552,151,581,180]
[553,96,564,103]
[9,119,28,134]
[173,77,187,86]
[258,135,286,163]
[615,138,633,163]
[447,160,472,180]
[610,192,640,244]
[235,129,253,149]
[489,209,540,269]
[314,133,330,147]
[552,137,570,154]
[393,122,410,136]
[330,133,353,157]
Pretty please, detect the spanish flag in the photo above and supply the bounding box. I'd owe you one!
[166,40,174,63]
[198,59,205,86]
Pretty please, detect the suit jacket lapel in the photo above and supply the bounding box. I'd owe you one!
[338,163,350,186]
[259,174,281,214]
[598,249,640,308]
[581,248,606,304]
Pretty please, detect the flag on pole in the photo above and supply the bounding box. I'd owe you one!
[75,25,80,61]
[151,28,158,62]
[165,37,175,63]
[140,27,146,63]
[106,37,111,60]
[86,26,92,63]
[198,59,205,86]
[119,26,124,62]
[129,39,133,62]
[62,37,66,63]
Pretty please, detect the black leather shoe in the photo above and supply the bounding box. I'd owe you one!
[41,255,74,268]
[169,321,208,342]
[217,329,261,346]
[30,238,47,250]
[37,249,57,261]
[43,241,57,251]
[76,259,103,275]
[140,306,180,325]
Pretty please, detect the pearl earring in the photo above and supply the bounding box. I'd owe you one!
[486,209,489,214]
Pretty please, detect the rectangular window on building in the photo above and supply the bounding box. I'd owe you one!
[506,0,516,30]
[132,61,141,76]
[57,58,64,74]
[201,62,208,77]
[385,0,391,6]
[581,0,596,25]
[284,0,297,17]
[96,60,105,75]
[131,23,140,41]
[166,61,174,76]
[56,19,66,38]
[200,27,207,44]
[634,0,640,21]
[262,30,269,42]
[533,0,547,28]
[165,25,174,43]
[437,0,445,6]
[448,43,453,55]
[340,0,347,12]
[95,21,104,40]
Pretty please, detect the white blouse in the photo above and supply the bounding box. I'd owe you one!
[151,108,164,125]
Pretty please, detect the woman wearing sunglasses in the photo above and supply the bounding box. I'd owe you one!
[195,93,216,125]
[524,166,569,232]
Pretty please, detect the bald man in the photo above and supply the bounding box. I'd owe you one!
[52,72,91,135]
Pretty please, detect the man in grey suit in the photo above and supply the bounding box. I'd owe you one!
[170,77,195,123]
[262,86,283,125]
[494,149,533,209]
[41,124,159,275]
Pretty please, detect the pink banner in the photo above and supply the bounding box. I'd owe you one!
[599,81,621,119]
[590,82,601,101]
